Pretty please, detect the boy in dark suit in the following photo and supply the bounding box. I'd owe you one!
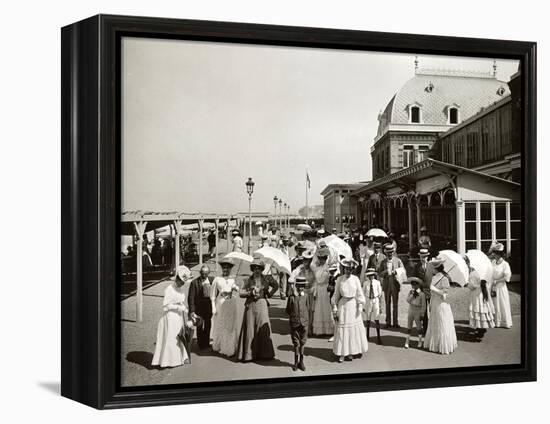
[286,276,310,371]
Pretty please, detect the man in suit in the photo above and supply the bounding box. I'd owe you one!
[187,265,214,350]
[414,248,433,335]
[367,242,386,273]
[379,244,404,328]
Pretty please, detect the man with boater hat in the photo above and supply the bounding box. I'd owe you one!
[379,243,404,328]
[415,248,433,335]
[367,242,386,273]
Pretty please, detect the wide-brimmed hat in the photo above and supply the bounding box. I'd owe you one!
[294,275,307,285]
[374,242,382,248]
[407,277,424,285]
[316,246,330,258]
[365,267,377,276]
[176,265,192,282]
[317,229,326,235]
[339,257,358,268]
[295,240,307,251]
[218,257,235,267]
[302,249,315,260]
[250,257,265,270]
[231,229,240,235]
[383,243,395,253]
[490,242,505,252]
[420,226,428,232]
[430,257,445,267]
[419,248,430,257]
[282,234,290,241]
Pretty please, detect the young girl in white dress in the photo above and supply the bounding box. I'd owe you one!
[491,243,513,328]
[464,255,494,341]
[332,258,369,363]
[152,265,193,368]
[424,258,458,355]
[211,258,241,356]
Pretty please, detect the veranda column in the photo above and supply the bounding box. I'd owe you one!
[456,200,466,254]
[382,201,387,229]
[198,218,204,266]
[416,196,422,242]
[226,217,231,253]
[387,201,392,232]
[174,220,182,271]
[407,196,414,251]
[134,221,147,322]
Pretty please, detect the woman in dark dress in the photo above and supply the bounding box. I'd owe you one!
[237,258,278,362]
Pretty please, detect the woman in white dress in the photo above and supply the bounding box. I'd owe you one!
[311,246,335,336]
[491,242,513,328]
[332,258,369,363]
[152,265,193,368]
[464,256,494,340]
[424,258,457,355]
[211,258,241,356]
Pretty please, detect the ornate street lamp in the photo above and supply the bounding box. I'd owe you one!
[286,204,290,230]
[245,177,255,253]
[278,198,283,233]
[273,195,278,229]
[283,203,287,231]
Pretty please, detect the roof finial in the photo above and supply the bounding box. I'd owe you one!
[414,55,419,73]
[493,59,497,78]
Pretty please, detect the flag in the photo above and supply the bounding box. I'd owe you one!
[306,170,311,189]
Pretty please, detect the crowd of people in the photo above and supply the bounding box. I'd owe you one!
[150,225,514,372]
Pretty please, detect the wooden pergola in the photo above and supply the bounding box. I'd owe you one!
[121,211,240,322]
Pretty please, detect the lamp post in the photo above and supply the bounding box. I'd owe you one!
[245,177,255,254]
[278,198,283,234]
[283,203,287,231]
[273,195,278,230]
[286,204,290,230]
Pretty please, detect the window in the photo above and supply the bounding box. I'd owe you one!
[410,106,421,123]
[403,145,415,168]
[417,145,429,162]
[449,107,459,124]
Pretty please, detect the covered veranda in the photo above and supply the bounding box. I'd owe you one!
[352,159,521,258]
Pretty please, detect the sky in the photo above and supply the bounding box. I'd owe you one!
[122,37,519,215]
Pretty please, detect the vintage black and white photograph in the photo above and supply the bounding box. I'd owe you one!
[120,37,522,387]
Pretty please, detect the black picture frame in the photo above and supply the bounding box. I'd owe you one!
[61,14,537,409]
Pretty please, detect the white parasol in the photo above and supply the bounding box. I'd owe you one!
[366,228,388,238]
[223,251,254,277]
[438,250,469,286]
[320,234,353,261]
[466,249,493,285]
[296,223,312,231]
[253,246,292,275]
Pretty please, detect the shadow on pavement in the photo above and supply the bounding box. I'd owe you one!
[270,318,290,335]
[191,347,240,363]
[278,344,336,362]
[126,351,157,370]
[454,324,482,343]
[379,334,407,348]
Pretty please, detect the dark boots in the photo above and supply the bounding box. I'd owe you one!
[292,352,299,371]
[298,354,306,371]
[366,320,371,339]
[375,320,382,345]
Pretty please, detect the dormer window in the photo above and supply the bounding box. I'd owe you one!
[446,104,461,125]
[408,103,422,124]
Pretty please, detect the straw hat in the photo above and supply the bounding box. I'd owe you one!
[374,242,382,248]
[339,257,358,268]
[419,248,430,257]
[218,257,235,267]
[407,277,424,285]
[250,257,265,270]
[365,267,377,276]
[176,265,192,282]
[420,226,428,232]
[430,257,445,267]
[302,249,315,260]
[383,243,395,253]
[491,242,505,252]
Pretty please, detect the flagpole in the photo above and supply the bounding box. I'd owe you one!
[305,168,309,224]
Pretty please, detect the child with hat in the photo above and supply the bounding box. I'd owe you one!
[405,277,427,348]
[285,276,310,371]
[363,267,383,345]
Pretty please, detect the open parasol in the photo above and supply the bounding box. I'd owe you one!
[466,249,493,285]
[296,223,312,231]
[223,251,254,276]
[253,246,292,275]
[320,234,353,261]
[438,250,469,286]
[366,228,388,238]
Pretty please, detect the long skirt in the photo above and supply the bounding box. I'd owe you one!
[424,296,457,355]
[469,290,495,329]
[212,296,239,357]
[312,284,334,335]
[237,298,275,361]
[494,282,513,328]
[152,311,189,368]
[333,298,369,356]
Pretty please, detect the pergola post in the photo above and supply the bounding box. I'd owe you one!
[456,200,466,254]
[198,218,204,265]
[407,196,414,251]
[382,201,387,229]
[226,217,231,253]
[215,218,220,273]
[134,221,147,322]
[387,200,392,232]
[174,220,182,272]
